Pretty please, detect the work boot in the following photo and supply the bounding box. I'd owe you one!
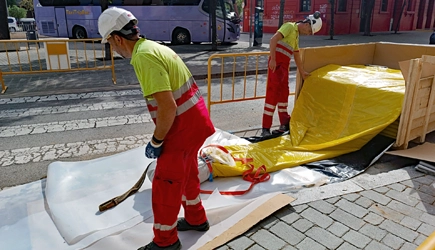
[272,124,289,135]
[137,240,181,250]
[260,128,271,137]
[177,218,210,231]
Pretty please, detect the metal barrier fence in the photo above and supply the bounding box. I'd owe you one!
[206,52,296,114]
[0,38,116,94]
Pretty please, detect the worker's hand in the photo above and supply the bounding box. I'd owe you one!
[269,59,277,72]
[145,141,163,159]
[301,71,310,80]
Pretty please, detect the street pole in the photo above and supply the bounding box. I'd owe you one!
[278,0,285,28]
[0,0,10,40]
[249,0,254,46]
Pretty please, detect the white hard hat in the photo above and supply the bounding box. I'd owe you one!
[98,7,138,43]
[307,11,322,34]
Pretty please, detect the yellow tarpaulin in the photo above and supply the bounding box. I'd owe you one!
[211,64,406,177]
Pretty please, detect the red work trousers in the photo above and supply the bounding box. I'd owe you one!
[262,63,291,129]
[151,98,215,247]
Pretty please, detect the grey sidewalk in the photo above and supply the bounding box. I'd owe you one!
[1,30,434,98]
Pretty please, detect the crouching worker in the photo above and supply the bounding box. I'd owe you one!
[261,11,322,137]
[98,7,215,250]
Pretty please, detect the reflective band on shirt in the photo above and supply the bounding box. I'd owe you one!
[146,77,201,119]
[182,194,201,206]
[154,221,177,231]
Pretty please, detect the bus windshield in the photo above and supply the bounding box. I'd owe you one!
[34,0,240,44]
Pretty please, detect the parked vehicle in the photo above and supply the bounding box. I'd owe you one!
[33,0,240,44]
[18,18,37,31]
[8,17,19,32]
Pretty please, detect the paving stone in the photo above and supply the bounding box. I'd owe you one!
[330,208,366,230]
[400,216,422,230]
[420,212,435,227]
[400,179,422,189]
[292,218,313,233]
[308,200,336,214]
[325,197,340,204]
[245,223,262,237]
[336,242,359,250]
[296,237,326,250]
[360,190,391,205]
[269,221,305,245]
[379,220,419,242]
[359,223,388,241]
[274,207,301,225]
[385,189,420,206]
[335,198,368,218]
[327,222,349,237]
[227,236,254,250]
[418,184,435,197]
[387,200,424,220]
[250,229,286,250]
[387,183,406,192]
[247,244,266,250]
[402,187,435,204]
[364,241,392,250]
[292,204,308,213]
[342,193,360,202]
[301,207,333,228]
[342,229,371,248]
[355,196,374,208]
[305,227,344,249]
[258,215,278,229]
[417,223,435,236]
[363,212,385,225]
[382,233,405,250]
[415,201,435,214]
[400,242,419,250]
[369,204,405,223]
[281,245,297,250]
[374,186,390,194]
[413,176,435,185]
[414,234,427,246]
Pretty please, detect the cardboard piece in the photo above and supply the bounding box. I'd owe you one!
[199,193,295,250]
[386,142,435,163]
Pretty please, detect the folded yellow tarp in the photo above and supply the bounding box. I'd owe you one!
[211,64,406,177]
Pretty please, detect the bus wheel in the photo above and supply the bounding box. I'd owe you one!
[73,26,87,39]
[172,28,191,45]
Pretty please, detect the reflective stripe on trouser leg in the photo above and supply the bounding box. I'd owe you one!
[182,143,207,225]
[276,64,290,126]
[263,67,281,129]
[152,151,185,247]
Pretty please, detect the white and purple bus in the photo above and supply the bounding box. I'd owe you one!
[33,0,241,44]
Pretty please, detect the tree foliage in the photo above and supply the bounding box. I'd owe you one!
[6,0,18,7]
[19,0,34,12]
[8,5,27,19]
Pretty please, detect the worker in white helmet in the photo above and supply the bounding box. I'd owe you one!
[261,11,322,137]
[98,7,215,250]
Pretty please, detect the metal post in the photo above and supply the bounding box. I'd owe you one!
[0,69,8,94]
[249,0,254,46]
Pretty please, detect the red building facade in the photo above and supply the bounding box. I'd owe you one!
[242,0,435,35]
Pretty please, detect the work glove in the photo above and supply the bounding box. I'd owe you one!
[145,139,163,159]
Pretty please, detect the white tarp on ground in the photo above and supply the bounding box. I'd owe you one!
[0,129,328,250]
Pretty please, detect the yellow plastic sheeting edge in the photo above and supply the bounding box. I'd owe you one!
[212,65,405,177]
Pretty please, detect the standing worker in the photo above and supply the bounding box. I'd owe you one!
[98,7,215,250]
[261,11,322,137]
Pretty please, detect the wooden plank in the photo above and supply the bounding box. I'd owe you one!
[396,59,422,148]
[421,65,435,142]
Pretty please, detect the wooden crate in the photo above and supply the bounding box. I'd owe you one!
[396,55,435,149]
[296,42,435,149]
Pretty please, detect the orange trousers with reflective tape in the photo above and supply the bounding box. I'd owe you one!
[152,99,215,247]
